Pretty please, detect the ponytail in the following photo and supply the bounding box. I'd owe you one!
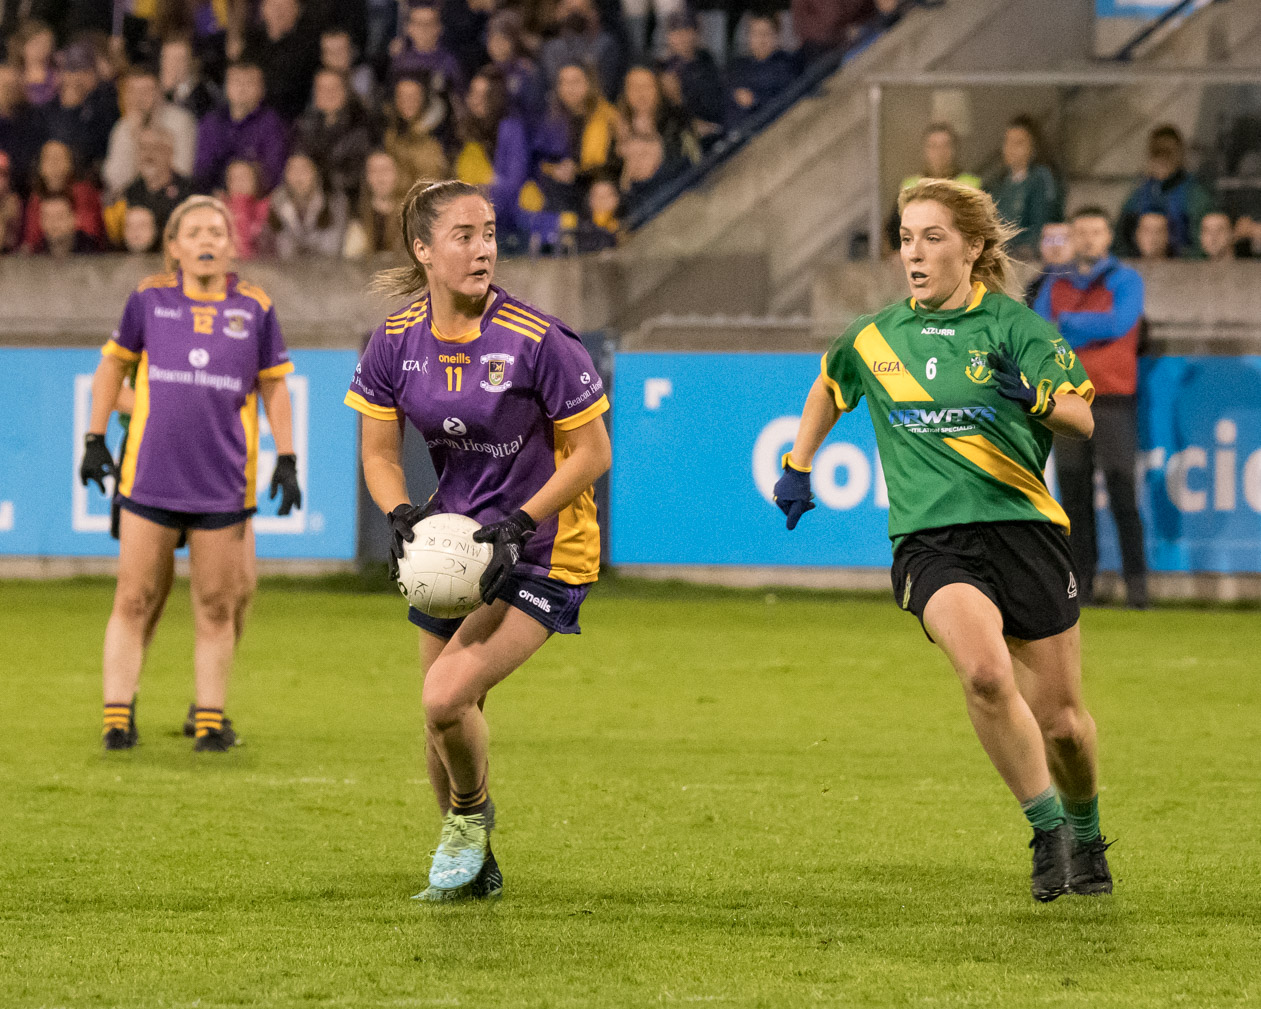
[371,179,487,299]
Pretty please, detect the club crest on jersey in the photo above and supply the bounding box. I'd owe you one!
[1053,339,1077,371]
[480,352,515,392]
[964,350,993,384]
[223,309,251,339]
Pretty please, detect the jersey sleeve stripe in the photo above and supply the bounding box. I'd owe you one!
[502,303,549,328]
[237,282,273,311]
[498,305,547,332]
[554,394,610,431]
[344,390,401,421]
[1055,378,1095,405]
[258,361,295,380]
[102,339,141,363]
[495,317,543,342]
[819,353,849,411]
[386,311,426,335]
[943,434,1071,531]
[137,272,178,292]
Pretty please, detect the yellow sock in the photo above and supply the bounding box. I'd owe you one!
[194,707,224,738]
[103,702,131,734]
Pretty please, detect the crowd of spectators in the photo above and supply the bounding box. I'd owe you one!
[0,0,905,261]
[889,115,1261,270]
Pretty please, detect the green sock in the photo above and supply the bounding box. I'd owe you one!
[1062,794,1100,843]
[1020,786,1066,832]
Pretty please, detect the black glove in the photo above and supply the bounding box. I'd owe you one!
[987,345,1055,417]
[268,453,302,515]
[472,509,536,605]
[387,502,429,580]
[80,433,116,494]
[772,453,815,530]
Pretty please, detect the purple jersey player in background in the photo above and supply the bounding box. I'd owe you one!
[80,196,303,753]
[344,180,611,902]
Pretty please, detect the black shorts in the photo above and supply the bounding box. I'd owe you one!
[119,496,255,532]
[408,571,590,639]
[890,521,1080,642]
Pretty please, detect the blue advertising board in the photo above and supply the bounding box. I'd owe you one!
[611,352,1261,574]
[0,349,359,559]
[1095,1,1187,17]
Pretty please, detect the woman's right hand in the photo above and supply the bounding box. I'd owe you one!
[772,454,815,530]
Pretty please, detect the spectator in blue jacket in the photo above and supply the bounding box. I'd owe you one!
[725,13,799,126]
[1035,205,1148,608]
[194,62,289,191]
[1115,124,1212,259]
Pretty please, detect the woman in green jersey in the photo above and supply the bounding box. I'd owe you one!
[775,178,1113,903]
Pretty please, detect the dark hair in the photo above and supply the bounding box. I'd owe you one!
[123,63,159,82]
[1069,205,1112,225]
[372,179,489,298]
[459,68,509,151]
[1149,124,1183,149]
[226,59,262,75]
[40,190,73,210]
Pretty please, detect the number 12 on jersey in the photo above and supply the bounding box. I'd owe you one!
[445,366,462,392]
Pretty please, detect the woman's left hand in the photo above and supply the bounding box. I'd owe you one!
[268,453,303,515]
[473,510,537,604]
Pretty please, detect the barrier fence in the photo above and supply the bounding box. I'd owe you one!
[610,352,1261,574]
[4,347,1260,575]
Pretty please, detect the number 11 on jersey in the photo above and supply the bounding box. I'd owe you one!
[446,366,462,392]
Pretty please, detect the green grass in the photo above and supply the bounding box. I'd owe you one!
[1,578,1258,1008]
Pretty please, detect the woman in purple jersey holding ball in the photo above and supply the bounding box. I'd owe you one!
[80,195,303,753]
[345,179,612,902]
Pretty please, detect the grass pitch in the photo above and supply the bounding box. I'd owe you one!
[1,576,1258,1008]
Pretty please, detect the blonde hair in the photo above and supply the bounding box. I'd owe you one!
[897,178,1023,299]
[371,178,488,299]
[162,194,235,272]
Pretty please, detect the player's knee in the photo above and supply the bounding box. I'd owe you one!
[958,655,1015,707]
[113,581,165,625]
[422,672,471,731]
[194,584,238,627]
[1043,705,1093,750]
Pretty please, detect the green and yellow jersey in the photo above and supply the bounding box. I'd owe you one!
[822,282,1094,542]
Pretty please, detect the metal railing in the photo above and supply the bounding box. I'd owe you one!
[865,67,1261,262]
[624,2,929,231]
[1111,0,1223,62]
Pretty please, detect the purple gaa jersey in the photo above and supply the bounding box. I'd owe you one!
[102,271,293,513]
[345,286,609,585]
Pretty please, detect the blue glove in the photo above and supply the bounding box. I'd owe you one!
[987,344,1055,417]
[772,453,815,530]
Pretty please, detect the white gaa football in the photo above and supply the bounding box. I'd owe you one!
[396,513,493,618]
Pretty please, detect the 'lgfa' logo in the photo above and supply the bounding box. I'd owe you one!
[870,360,904,374]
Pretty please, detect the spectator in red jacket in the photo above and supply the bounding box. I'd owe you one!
[20,138,103,251]
[1035,205,1148,609]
